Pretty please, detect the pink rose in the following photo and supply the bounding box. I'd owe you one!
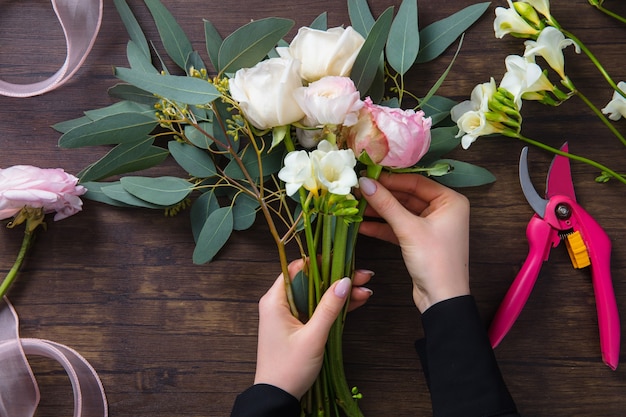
[346,97,432,168]
[0,165,86,221]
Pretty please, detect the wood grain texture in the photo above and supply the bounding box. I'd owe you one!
[1,1,626,416]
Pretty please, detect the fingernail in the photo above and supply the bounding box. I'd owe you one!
[356,269,375,277]
[358,177,377,196]
[358,287,374,296]
[334,277,352,298]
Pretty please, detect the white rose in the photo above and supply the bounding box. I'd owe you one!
[277,26,365,82]
[229,57,305,130]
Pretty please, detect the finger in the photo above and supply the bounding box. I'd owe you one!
[305,278,351,337]
[352,269,374,286]
[358,221,400,245]
[348,287,373,311]
[358,177,412,233]
[377,172,449,203]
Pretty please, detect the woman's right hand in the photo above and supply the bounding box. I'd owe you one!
[358,172,471,312]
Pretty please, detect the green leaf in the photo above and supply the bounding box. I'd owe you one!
[168,141,217,178]
[108,83,159,106]
[351,7,394,95]
[186,50,207,74]
[115,67,220,105]
[310,12,328,30]
[416,2,490,63]
[348,0,376,37]
[127,40,159,73]
[58,112,157,148]
[79,138,155,182]
[421,95,457,122]
[184,123,214,149]
[101,183,167,208]
[190,190,220,242]
[232,193,259,231]
[386,0,419,76]
[81,181,134,207]
[433,159,496,187]
[113,0,150,59]
[120,176,193,205]
[204,20,223,72]
[423,126,460,160]
[52,116,91,133]
[83,100,154,121]
[292,269,309,315]
[193,207,234,264]
[218,17,294,74]
[144,0,194,70]
[419,34,464,111]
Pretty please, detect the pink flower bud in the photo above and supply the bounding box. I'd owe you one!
[346,98,432,168]
[0,165,86,221]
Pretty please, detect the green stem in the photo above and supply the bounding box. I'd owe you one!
[592,3,626,25]
[516,134,626,185]
[572,88,626,147]
[0,229,35,298]
[559,28,626,100]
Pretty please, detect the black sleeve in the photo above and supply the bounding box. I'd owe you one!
[230,383,301,417]
[415,295,520,417]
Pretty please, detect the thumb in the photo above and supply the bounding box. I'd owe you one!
[306,278,351,336]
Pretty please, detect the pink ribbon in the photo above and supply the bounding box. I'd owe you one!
[0,297,108,417]
[0,0,103,97]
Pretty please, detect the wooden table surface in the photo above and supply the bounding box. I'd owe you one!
[1,1,626,416]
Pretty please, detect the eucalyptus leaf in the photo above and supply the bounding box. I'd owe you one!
[423,126,460,159]
[113,0,150,59]
[416,2,490,63]
[421,95,457,120]
[433,159,496,187]
[101,146,169,179]
[120,176,193,205]
[168,141,217,178]
[101,183,168,208]
[419,35,464,111]
[184,123,214,149]
[127,40,159,73]
[81,181,134,207]
[190,190,220,242]
[218,17,294,74]
[310,12,328,30]
[292,270,309,315]
[84,100,154,121]
[115,67,220,105]
[144,0,194,70]
[58,112,158,148]
[107,83,159,106]
[52,116,91,134]
[348,0,376,37]
[386,0,419,76]
[186,50,207,74]
[351,7,394,96]
[79,138,155,182]
[210,99,238,153]
[232,193,260,231]
[192,207,234,264]
[204,19,223,72]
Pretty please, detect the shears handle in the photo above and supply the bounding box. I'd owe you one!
[573,203,620,370]
[489,215,555,348]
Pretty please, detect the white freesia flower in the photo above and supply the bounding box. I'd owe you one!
[500,55,554,108]
[229,57,305,130]
[520,0,551,18]
[310,141,357,195]
[494,0,541,39]
[277,26,365,82]
[524,27,580,79]
[451,79,500,149]
[602,81,626,121]
[278,150,317,196]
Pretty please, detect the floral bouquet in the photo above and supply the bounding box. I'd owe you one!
[54,0,492,415]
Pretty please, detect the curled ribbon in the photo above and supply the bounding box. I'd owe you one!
[0,0,103,97]
[0,297,108,417]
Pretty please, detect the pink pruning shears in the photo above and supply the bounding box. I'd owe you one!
[488,143,620,370]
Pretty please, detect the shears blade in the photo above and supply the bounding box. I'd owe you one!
[546,142,576,201]
[519,147,548,218]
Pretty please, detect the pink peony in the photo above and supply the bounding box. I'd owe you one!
[346,98,432,168]
[0,165,86,221]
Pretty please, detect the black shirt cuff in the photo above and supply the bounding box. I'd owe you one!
[230,383,300,417]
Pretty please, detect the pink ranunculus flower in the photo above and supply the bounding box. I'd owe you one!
[346,98,432,168]
[0,165,87,221]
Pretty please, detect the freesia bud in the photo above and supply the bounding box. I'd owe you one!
[513,2,542,29]
[494,0,541,39]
